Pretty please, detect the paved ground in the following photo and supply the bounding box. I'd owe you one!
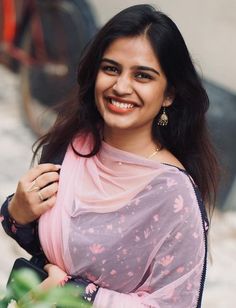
[0,66,236,307]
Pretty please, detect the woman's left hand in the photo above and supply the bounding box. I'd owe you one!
[39,264,68,291]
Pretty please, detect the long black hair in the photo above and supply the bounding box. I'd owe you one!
[34,4,219,214]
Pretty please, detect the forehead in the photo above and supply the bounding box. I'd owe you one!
[103,35,162,69]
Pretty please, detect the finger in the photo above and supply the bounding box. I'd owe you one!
[24,164,61,182]
[36,172,60,189]
[38,195,57,215]
[23,193,57,219]
[39,182,59,200]
[44,264,53,273]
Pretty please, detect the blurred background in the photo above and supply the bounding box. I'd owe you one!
[0,0,235,307]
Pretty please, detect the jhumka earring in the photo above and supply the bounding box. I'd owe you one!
[157,107,168,126]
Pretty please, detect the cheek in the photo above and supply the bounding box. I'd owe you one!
[141,87,164,105]
[95,71,110,90]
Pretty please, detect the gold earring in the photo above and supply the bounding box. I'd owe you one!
[157,107,168,126]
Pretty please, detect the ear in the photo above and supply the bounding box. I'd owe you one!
[162,95,174,107]
[162,89,175,107]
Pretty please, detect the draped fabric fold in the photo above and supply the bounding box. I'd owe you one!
[39,133,207,307]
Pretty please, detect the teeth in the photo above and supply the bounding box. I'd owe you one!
[110,99,135,109]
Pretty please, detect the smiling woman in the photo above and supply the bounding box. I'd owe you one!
[1,4,219,308]
[95,36,172,137]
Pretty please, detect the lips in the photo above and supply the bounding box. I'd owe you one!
[105,96,139,113]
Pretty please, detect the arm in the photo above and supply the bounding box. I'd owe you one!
[39,264,100,304]
[0,195,41,256]
[0,163,60,257]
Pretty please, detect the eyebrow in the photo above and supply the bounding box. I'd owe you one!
[101,58,160,76]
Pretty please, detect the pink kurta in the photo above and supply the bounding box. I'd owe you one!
[39,134,208,307]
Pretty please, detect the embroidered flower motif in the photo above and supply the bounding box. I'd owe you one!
[88,228,94,233]
[128,271,134,277]
[89,243,105,254]
[167,178,177,187]
[110,269,117,275]
[122,248,127,255]
[160,270,170,277]
[186,282,193,290]
[144,228,151,239]
[136,257,141,263]
[135,235,140,242]
[153,214,159,222]
[159,255,174,267]
[119,215,125,224]
[11,224,17,234]
[106,224,113,230]
[85,283,98,295]
[176,267,185,273]
[175,232,182,240]
[193,232,199,239]
[173,195,184,213]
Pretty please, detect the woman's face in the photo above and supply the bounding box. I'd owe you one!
[95,35,172,135]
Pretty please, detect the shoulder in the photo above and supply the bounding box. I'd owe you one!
[154,167,207,234]
[153,166,203,219]
[154,148,185,170]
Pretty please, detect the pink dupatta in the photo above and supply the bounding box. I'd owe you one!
[39,134,207,307]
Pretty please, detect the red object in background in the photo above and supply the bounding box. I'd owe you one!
[2,0,16,43]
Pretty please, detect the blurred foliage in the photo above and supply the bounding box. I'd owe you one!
[0,269,92,308]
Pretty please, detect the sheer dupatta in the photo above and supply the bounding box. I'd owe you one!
[39,134,207,307]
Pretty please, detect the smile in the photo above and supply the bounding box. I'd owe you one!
[106,97,138,114]
[110,99,135,109]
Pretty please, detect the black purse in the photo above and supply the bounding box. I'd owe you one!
[7,257,48,287]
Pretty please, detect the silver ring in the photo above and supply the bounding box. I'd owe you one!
[37,190,45,202]
[27,179,40,192]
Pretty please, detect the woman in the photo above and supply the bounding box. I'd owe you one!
[1,4,219,307]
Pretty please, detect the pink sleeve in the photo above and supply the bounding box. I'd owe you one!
[93,186,207,308]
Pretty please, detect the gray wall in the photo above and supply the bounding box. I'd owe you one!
[88,0,236,93]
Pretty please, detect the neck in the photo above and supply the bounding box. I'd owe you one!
[103,127,159,157]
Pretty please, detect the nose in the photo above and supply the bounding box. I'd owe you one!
[112,74,133,96]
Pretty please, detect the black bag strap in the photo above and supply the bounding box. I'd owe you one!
[39,144,67,165]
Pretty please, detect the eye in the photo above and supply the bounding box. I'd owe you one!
[101,65,119,75]
[135,72,153,81]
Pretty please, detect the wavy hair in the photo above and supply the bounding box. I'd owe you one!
[34,4,219,214]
